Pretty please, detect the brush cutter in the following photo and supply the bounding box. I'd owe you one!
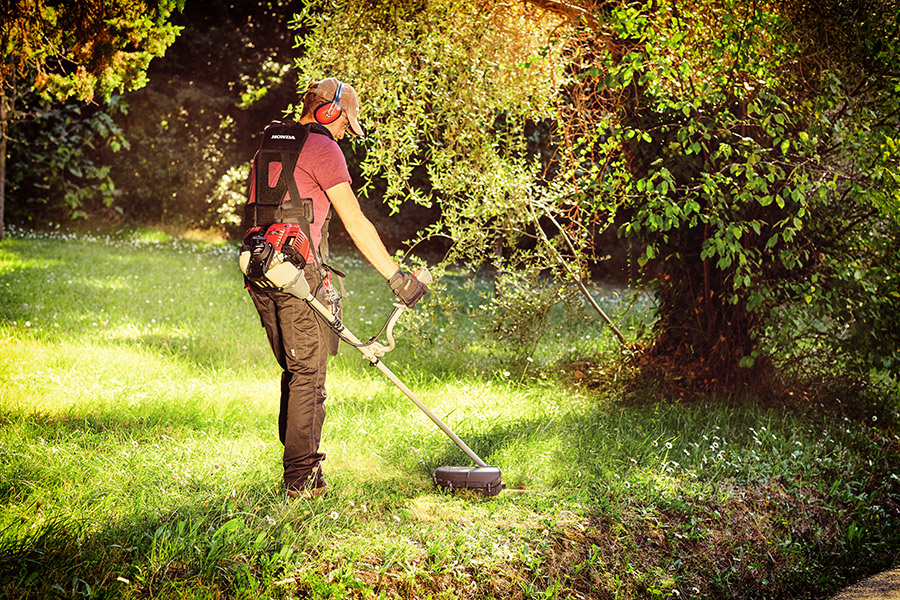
[250,255,505,496]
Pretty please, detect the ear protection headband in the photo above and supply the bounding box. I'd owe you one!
[314,80,344,125]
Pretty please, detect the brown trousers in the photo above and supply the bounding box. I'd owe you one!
[248,264,335,490]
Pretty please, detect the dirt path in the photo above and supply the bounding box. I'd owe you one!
[833,569,900,600]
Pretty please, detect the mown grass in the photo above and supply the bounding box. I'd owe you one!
[0,227,898,600]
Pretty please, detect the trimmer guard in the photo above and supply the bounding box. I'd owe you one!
[432,466,504,496]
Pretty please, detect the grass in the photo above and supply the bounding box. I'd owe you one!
[0,226,898,599]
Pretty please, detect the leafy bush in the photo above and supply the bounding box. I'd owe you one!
[556,1,900,386]
[6,97,130,223]
[108,85,241,226]
[478,265,564,360]
[208,164,251,231]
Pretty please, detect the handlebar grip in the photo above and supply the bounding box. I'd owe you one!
[413,267,433,285]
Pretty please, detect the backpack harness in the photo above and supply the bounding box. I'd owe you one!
[241,121,344,292]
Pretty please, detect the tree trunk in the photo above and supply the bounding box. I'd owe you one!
[0,90,7,241]
[647,226,765,389]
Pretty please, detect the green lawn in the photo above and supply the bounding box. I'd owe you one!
[1,228,897,599]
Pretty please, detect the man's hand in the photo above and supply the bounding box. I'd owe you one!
[389,270,428,307]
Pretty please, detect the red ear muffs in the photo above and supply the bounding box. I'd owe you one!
[314,81,344,125]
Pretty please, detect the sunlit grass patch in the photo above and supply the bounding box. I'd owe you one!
[0,331,275,425]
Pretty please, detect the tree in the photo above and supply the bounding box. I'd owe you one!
[291,0,613,350]
[290,0,900,389]
[0,0,183,239]
[545,0,900,387]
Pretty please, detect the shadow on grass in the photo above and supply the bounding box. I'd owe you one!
[2,400,898,600]
[0,405,230,440]
[0,238,261,370]
[0,485,288,598]
[0,407,265,510]
[0,472,458,599]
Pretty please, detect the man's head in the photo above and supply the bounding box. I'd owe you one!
[301,78,363,138]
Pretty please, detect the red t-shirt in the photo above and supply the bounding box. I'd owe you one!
[293,133,351,253]
[249,130,350,258]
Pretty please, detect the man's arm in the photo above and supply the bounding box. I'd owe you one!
[326,181,399,279]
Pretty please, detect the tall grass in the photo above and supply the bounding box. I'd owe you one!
[1,227,898,599]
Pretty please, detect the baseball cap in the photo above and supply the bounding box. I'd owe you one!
[310,78,363,137]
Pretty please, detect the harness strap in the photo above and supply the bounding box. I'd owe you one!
[319,209,332,263]
[244,121,339,267]
[244,203,313,226]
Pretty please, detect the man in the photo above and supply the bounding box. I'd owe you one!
[242,78,427,499]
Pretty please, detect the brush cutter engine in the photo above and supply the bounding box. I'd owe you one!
[240,223,312,290]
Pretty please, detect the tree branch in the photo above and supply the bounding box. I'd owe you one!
[522,0,600,33]
[527,199,628,346]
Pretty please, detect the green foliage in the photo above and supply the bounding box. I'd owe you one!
[237,56,292,110]
[558,0,900,382]
[2,0,318,236]
[77,0,303,231]
[291,0,565,258]
[291,0,616,354]
[481,265,563,359]
[1,0,184,103]
[0,0,184,240]
[291,0,900,380]
[7,97,130,222]
[110,94,241,226]
[209,164,252,228]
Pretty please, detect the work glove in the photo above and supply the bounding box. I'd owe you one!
[388,269,428,308]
